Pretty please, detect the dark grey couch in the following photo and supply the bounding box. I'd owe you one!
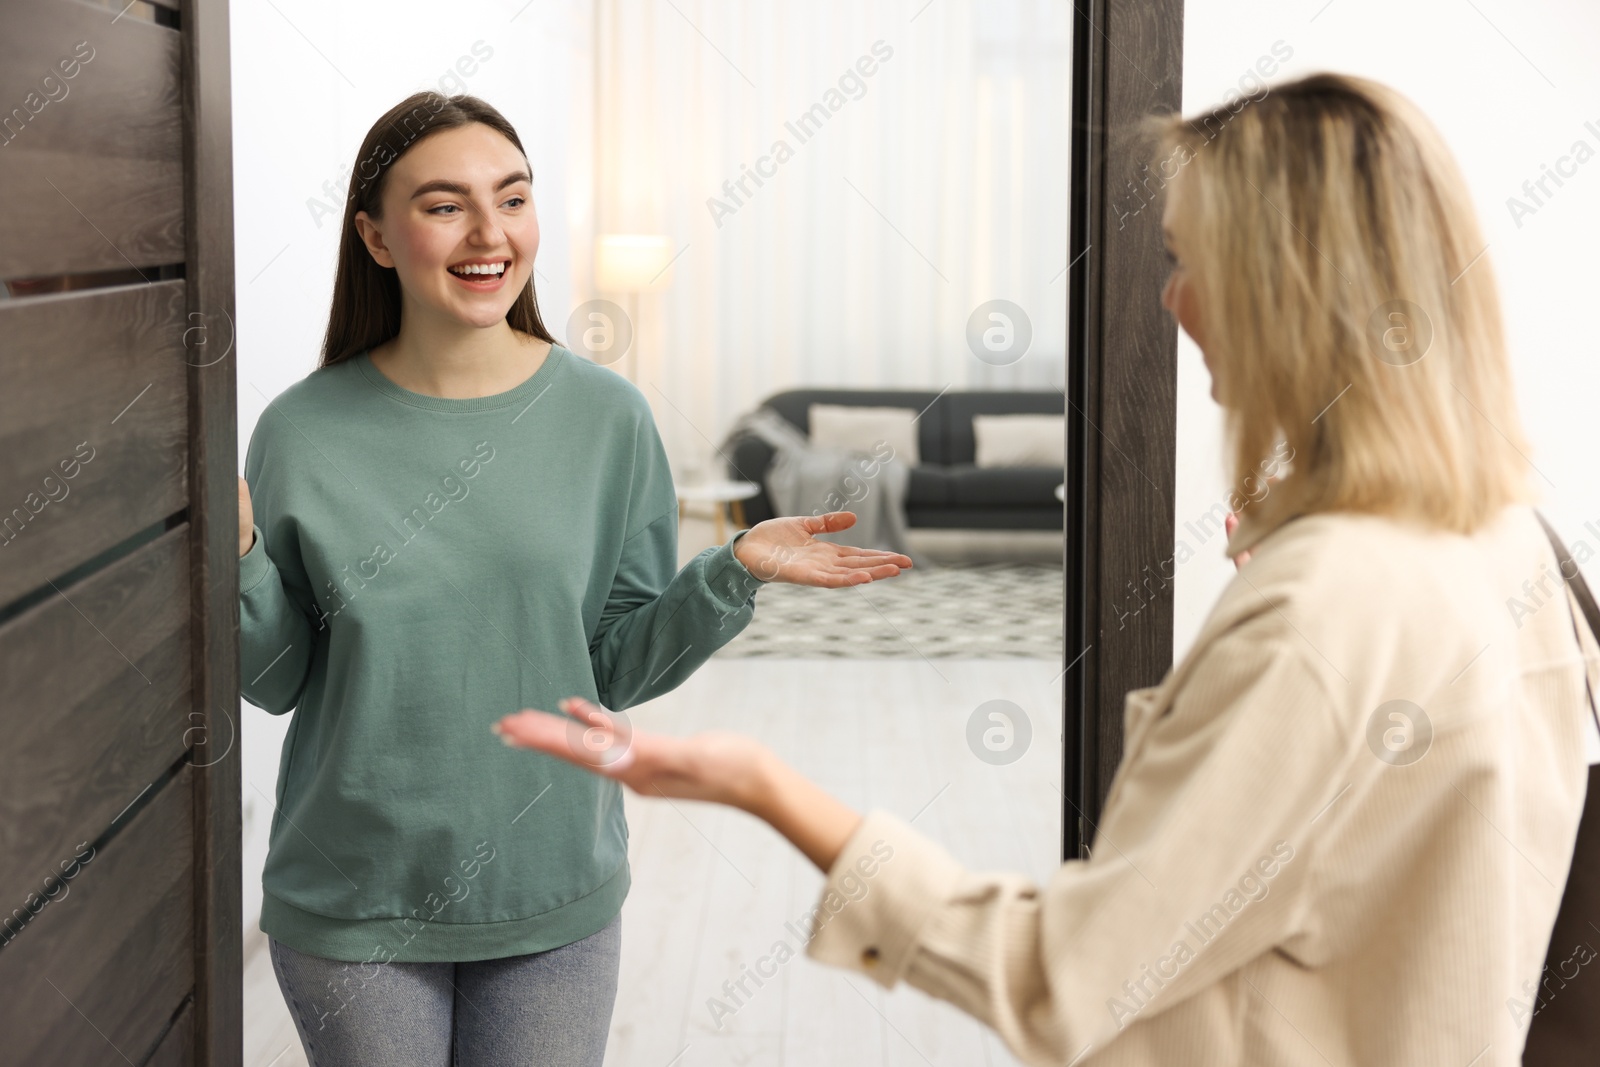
[725,388,1065,531]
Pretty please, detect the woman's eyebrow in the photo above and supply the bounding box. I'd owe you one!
[410,170,532,199]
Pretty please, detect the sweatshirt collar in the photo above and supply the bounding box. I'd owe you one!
[355,344,567,413]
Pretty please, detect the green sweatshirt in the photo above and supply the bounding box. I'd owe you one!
[240,343,765,964]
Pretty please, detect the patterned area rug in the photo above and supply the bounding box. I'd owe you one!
[716,562,1064,658]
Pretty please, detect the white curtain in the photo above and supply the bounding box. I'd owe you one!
[566,0,1072,477]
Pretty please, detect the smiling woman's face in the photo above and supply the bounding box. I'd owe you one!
[354,122,539,331]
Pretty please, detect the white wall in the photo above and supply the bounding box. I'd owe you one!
[1175,0,1600,661]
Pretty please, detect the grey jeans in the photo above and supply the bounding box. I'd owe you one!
[268,912,621,1066]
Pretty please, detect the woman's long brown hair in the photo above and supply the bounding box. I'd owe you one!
[318,92,557,369]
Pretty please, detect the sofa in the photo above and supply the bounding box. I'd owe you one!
[725,388,1065,531]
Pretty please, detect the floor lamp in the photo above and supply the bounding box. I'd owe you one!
[594,234,673,383]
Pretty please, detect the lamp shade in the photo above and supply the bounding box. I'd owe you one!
[595,234,673,293]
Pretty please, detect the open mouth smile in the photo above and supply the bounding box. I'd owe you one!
[446,258,511,290]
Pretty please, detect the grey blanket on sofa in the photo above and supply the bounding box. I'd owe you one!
[718,406,933,570]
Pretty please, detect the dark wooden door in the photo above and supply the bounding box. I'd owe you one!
[1062,0,1184,856]
[0,0,240,1062]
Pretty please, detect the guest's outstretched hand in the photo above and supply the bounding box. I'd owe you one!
[731,511,912,586]
[492,697,766,808]
[492,696,865,871]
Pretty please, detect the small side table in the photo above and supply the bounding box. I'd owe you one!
[677,480,761,543]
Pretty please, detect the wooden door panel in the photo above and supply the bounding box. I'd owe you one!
[0,764,195,1067]
[0,0,184,278]
[145,1000,197,1067]
[0,0,238,1060]
[0,526,192,913]
[0,281,190,605]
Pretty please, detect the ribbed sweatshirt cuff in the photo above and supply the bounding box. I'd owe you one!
[703,528,767,607]
[239,522,272,594]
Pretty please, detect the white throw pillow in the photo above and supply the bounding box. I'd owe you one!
[973,414,1065,467]
[807,404,921,465]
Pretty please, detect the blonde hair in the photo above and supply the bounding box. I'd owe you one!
[1145,73,1531,534]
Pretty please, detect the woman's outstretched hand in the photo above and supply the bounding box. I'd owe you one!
[492,697,863,870]
[494,696,766,806]
[731,511,912,586]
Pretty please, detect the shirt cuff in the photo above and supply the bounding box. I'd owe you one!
[803,808,968,989]
[702,528,768,607]
[239,522,272,594]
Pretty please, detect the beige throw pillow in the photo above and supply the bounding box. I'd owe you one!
[973,413,1065,467]
[807,404,921,465]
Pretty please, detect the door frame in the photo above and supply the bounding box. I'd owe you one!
[1062,0,1184,857]
[183,0,242,1058]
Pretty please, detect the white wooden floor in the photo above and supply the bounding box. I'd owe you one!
[603,658,1062,1067]
[243,516,1063,1066]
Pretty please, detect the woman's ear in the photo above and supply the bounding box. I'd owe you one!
[353,211,395,269]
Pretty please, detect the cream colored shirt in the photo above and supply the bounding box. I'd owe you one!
[806,505,1598,1066]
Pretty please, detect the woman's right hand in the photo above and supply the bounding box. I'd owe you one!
[495,697,764,807]
[238,476,254,558]
[493,697,865,872]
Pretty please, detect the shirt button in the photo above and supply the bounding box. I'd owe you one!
[861,947,881,967]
